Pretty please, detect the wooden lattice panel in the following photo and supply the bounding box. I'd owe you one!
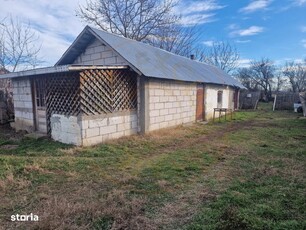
[80,69,137,115]
[45,73,80,134]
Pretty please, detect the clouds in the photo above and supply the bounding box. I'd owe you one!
[175,0,225,26]
[230,26,264,37]
[180,14,216,26]
[240,0,272,13]
[0,0,87,65]
[302,39,306,48]
[293,0,306,6]
[202,40,214,47]
[237,59,252,68]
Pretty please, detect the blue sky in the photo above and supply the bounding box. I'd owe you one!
[1,0,305,68]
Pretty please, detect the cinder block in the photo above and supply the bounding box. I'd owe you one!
[15,101,24,108]
[94,45,105,53]
[155,89,164,96]
[168,120,177,127]
[100,125,117,135]
[86,127,100,138]
[160,96,169,102]
[164,89,172,96]
[117,123,130,132]
[82,54,91,62]
[116,56,127,64]
[104,57,117,65]
[154,103,164,110]
[149,96,160,103]
[81,120,88,129]
[177,96,184,101]
[168,108,177,114]
[81,129,87,138]
[89,118,107,128]
[164,102,173,109]
[130,114,137,122]
[124,128,137,136]
[91,53,101,60]
[165,114,173,121]
[149,110,159,117]
[169,96,176,102]
[159,121,169,129]
[131,121,137,129]
[183,117,192,123]
[155,116,165,123]
[23,102,33,109]
[83,61,94,65]
[150,123,160,131]
[150,117,156,124]
[101,50,113,59]
[159,109,169,116]
[109,116,123,125]
[173,113,181,120]
[109,131,124,139]
[84,136,102,146]
[93,59,105,65]
[85,47,95,55]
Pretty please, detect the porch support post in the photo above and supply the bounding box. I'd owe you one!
[138,75,149,134]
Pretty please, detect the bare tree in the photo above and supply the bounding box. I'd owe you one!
[0,16,41,72]
[249,58,275,101]
[283,60,306,92]
[235,67,260,91]
[274,72,287,92]
[147,25,201,57]
[236,58,275,101]
[200,41,239,74]
[78,0,179,41]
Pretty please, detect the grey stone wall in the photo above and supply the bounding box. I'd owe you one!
[147,79,197,131]
[12,78,34,132]
[51,114,82,145]
[73,38,128,66]
[80,110,138,146]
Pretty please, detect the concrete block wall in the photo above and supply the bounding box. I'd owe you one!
[51,114,82,145]
[81,110,138,146]
[12,78,34,132]
[205,85,235,120]
[73,38,128,66]
[148,78,197,131]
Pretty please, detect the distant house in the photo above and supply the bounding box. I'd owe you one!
[0,26,243,146]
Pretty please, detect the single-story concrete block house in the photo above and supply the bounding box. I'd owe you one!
[0,26,243,146]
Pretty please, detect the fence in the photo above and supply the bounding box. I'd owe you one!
[239,91,261,109]
[274,92,300,110]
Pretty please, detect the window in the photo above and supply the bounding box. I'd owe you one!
[217,90,223,108]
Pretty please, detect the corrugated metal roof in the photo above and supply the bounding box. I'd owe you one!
[58,26,243,88]
[0,65,70,79]
[4,26,243,88]
[0,65,129,79]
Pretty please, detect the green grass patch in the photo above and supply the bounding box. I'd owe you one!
[0,103,305,229]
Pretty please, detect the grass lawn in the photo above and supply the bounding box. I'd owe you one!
[0,103,305,229]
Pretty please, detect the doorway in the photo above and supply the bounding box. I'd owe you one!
[32,78,47,133]
[196,84,205,121]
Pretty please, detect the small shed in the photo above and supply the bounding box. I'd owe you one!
[0,26,243,146]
